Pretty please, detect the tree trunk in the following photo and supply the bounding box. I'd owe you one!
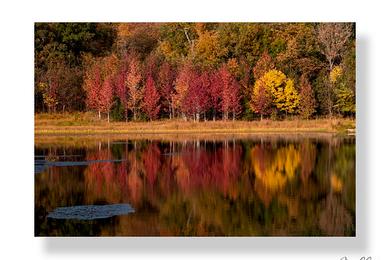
[133,107,137,121]
[98,110,101,120]
[328,61,334,118]
[172,102,175,119]
[107,111,110,123]
[260,114,263,121]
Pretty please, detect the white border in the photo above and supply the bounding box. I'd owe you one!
[0,0,388,259]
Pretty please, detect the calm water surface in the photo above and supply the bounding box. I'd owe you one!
[35,134,355,236]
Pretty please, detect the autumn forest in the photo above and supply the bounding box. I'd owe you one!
[34,23,356,122]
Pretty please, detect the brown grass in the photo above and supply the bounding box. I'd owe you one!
[34,112,355,135]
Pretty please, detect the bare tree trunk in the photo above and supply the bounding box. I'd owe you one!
[133,106,137,121]
[98,110,101,120]
[107,111,110,123]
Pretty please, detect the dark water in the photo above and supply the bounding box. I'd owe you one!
[35,134,355,236]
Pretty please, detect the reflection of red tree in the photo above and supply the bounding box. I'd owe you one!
[176,141,242,197]
[159,153,177,198]
[116,161,129,195]
[127,152,143,205]
[142,142,161,187]
[220,142,241,197]
[83,148,118,204]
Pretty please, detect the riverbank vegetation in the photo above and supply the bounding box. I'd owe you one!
[35,113,355,134]
[35,23,355,123]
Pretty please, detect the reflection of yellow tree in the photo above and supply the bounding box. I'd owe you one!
[252,144,300,192]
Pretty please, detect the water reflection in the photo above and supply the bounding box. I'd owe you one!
[35,135,355,236]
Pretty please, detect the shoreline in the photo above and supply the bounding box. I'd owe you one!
[35,115,355,135]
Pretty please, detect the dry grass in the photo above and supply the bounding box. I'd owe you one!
[35,112,355,135]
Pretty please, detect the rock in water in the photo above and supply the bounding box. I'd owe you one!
[47,204,135,220]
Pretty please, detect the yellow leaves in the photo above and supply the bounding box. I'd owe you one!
[262,69,286,90]
[194,30,227,67]
[251,145,300,192]
[257,69,300,115]
[42,92,58,109]
[283,79,300,114]
[331,174,343,193]
[158,41,180,62]
[251,79,268,103]
[37,82,48,92]
[226,58,239,78]
[330,65,343,84]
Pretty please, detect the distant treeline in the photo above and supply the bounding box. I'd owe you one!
[34,23,355,121]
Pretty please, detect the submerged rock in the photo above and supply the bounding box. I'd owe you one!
[47,204,135,220]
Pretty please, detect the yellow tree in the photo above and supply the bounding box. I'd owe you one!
[194,25,227,68]
[261,69,300,117]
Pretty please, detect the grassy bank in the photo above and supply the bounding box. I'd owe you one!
[35,112,355,135]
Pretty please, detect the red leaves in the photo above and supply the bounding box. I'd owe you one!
[100,78,114,114]
[184,70,210,120]
[84,55,246,121]
[250,80,272,118]
[219,65,242,120]
[84,56,116,121]
[158,62,176,116]
[85,64,102,112]
[143,76,160,120]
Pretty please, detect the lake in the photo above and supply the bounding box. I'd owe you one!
[34,133,355,236]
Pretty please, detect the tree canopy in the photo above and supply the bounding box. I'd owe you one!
[35,22,355,120]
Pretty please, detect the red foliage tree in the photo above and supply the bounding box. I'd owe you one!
[184,70,210,121]
[173,62,195,120]
[158,62,176,119]
[250,80,272,120]
[84,63,103,119]
[100,77,114,122]
[115,59,128,121]
[209,70,223,121]
[219,65,242,120]
[143,76,160,120]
